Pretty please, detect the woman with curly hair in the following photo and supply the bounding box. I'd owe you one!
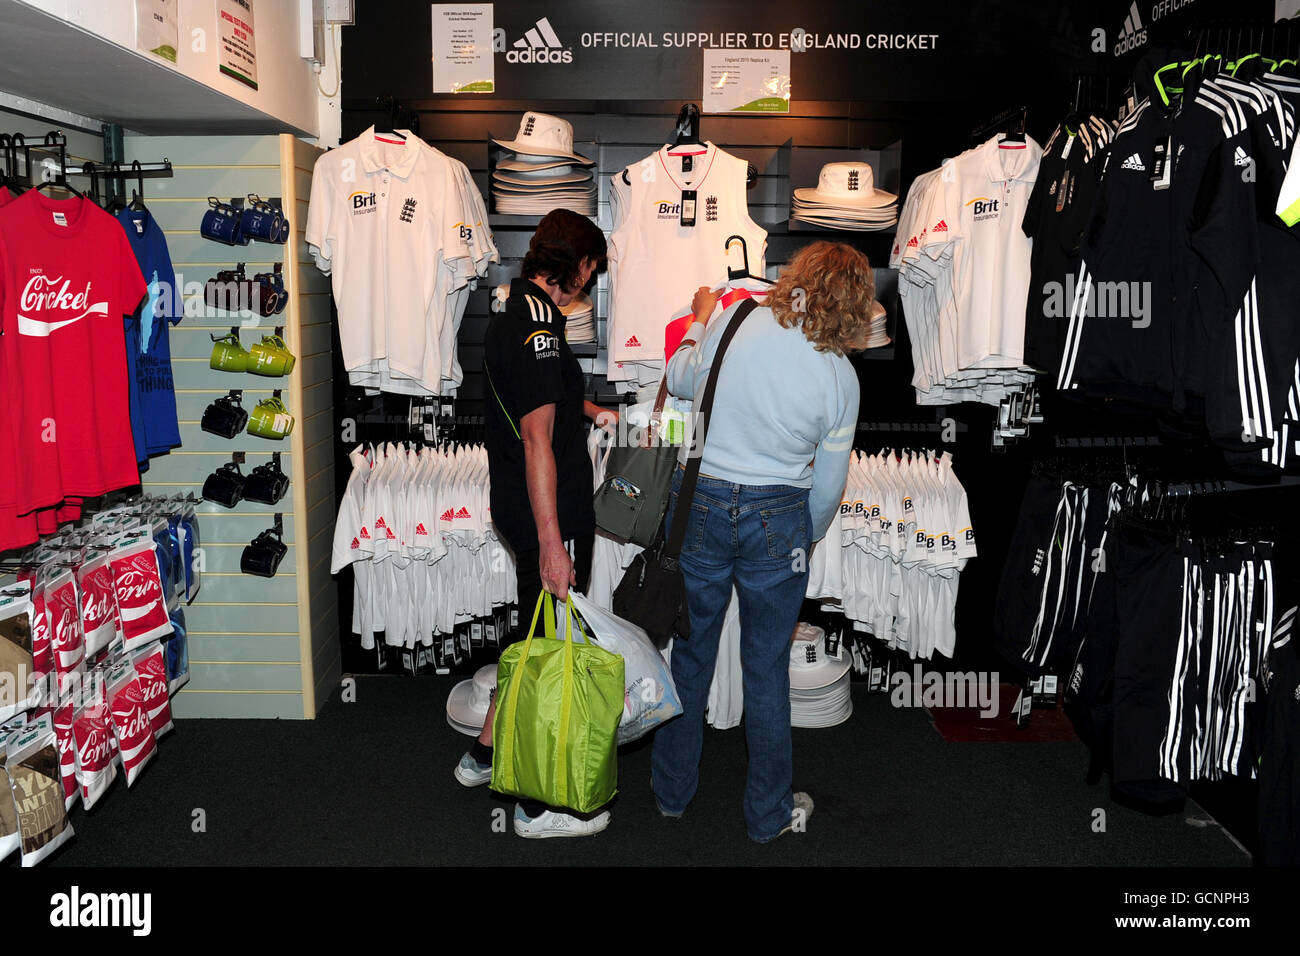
[651,240,872,843]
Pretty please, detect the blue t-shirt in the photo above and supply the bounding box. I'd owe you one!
[118,208,182,466]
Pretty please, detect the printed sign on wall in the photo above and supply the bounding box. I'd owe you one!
[135,0,178,63]
[703,49,791,113]
[432,4,495,93]
[217,0,259,91]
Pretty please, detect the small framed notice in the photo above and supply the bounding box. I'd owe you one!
[432,4,495,94]
[703,49,790,113]
[136,0,178,63]
[217,0,258,90]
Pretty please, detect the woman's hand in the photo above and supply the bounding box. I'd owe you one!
[539,538,576,600]
[692,285,723,324]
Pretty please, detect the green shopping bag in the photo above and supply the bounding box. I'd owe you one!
[492,592,625,814]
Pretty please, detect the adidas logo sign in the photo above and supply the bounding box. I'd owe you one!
[350,537,360,549]
[440,509,455,522]
[375,516,387,528]
[455,508,472,519]
[1120,153,1146,171]
[507,16,573,64]
[415,523,428,536]
[906,236,918,248]
[931,220,948,233]
[359,527,370,539]
[624,335,641,348]
[1234,147,1252,168]
[385,526,396,539]
[1113,1,1147,56]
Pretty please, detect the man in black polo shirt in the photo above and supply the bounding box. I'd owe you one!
[454,208,618,839]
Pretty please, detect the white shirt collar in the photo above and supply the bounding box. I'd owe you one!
[359,126,420,177]
[982,135,1038,185]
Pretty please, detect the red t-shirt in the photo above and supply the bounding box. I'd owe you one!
[0,187,12,209]
[0,191,145,518]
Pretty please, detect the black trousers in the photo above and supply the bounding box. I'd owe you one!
[509,534,595,642]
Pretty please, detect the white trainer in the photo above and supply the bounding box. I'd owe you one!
[513,806,611,839]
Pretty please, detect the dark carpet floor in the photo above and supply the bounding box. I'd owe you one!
[25,677,1249,867]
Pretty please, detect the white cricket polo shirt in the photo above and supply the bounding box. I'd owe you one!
[942,135,1041,371]
[306,128,468,392]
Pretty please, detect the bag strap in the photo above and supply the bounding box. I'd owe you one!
[554,595,577,807]
[496,591,550,792]
[662,298,759,565]
[648,376,671,429]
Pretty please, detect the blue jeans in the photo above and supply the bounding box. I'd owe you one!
[651,467,812,842]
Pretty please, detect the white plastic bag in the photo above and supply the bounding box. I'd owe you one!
[564,590,682,745]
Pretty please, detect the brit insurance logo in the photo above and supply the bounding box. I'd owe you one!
[653,197,682,221]
[504,16,573,64]
[965,196,1000,222]
[349,190,376,215]
[527,329,560,358]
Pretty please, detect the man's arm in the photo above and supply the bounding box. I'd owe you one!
[520,403,574,599]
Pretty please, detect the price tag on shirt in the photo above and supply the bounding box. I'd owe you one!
[680,189,697,228]
[1014,685,1033,727]
[1151,136,1172,190]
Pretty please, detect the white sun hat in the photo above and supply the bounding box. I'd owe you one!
[492,111,595,165]
[793,161,897,209]
[446,664,496,735]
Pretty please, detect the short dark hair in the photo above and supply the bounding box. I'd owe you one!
[520,208,607,293]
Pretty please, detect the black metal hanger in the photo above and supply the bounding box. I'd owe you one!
[128,160,147,211]
[105,161,127,214]
[971,105,1026,147]
[623,103,758,186]
[670,103,700,147]
[80,161,100,206]
[9,133,27,193]
[374,95,410,139]
[33,132,82,198]
[724,234,773,284]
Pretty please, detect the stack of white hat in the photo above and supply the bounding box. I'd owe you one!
[789,622,853,728]
[792,162,898,231]
[857,299,891,350]
[493,283,596,344]
[492,111,597,217]
[446,664,496,736]
[560,292,596,343]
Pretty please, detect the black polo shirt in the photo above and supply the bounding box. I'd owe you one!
[483,277,594,550]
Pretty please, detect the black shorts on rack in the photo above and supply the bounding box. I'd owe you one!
[1110,520,1193,805]
[994,475,1067,678]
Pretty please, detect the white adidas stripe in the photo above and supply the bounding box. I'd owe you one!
[1161,557,1194,783]
[1248,281,1273,440]
[514,17,563,48]
[1058,262,1091,391]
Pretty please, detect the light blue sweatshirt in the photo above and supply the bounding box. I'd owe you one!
[666,301,860,541]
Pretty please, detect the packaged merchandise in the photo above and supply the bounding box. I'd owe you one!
[5,712,74,866]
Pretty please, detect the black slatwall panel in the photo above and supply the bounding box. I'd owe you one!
[340,100,916,426]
